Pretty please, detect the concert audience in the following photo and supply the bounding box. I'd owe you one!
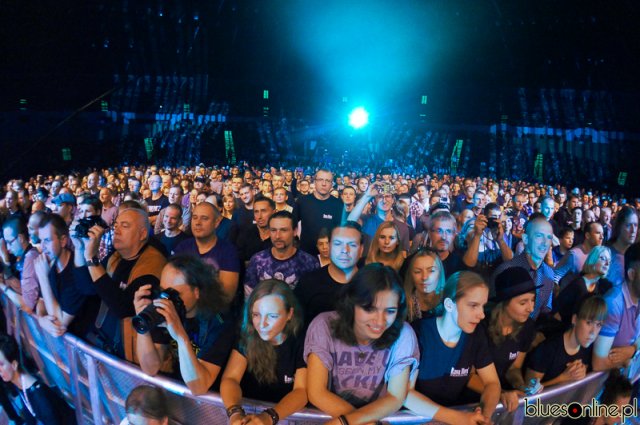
[0,162,638,424]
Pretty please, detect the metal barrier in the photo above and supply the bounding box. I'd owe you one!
[0,295,619,424]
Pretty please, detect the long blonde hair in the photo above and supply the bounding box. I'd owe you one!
[403,249,446,322]
[366,222,405,271]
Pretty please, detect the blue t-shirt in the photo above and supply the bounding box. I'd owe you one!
[174,237,240,273]
[413,316,493,406]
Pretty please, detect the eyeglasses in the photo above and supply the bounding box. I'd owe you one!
[3,236,18,246]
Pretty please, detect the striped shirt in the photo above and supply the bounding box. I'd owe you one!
[492,252,555,320]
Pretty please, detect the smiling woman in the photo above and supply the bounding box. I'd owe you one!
[304,263,419,425]
[221,279,307,425]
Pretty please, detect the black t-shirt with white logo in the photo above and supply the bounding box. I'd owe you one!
[237,332,306,403]
[481,318,536,389]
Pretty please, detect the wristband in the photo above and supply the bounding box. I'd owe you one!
[338,415,349,425]
[225,405,245,418]
[263,407,279,425]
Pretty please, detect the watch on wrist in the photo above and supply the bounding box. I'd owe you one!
[263,407,279,425]
[87,256,101,267]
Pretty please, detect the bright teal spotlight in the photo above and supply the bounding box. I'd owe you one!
[348,107,369,129]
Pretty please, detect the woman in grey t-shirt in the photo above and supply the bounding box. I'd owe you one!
[304,263,419,425]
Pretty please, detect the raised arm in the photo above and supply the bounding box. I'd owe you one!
[347,184,378,223]
[133,284,167,376]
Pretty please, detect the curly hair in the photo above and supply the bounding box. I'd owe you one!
[167,255,228,320]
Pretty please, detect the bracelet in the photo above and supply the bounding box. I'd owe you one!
[338,415,349,425]
[263,407,279,425]
[225,405,245,418]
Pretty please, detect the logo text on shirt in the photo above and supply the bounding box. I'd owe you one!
[450,367,469,377]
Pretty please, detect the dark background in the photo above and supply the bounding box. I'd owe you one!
[1,1,639,192]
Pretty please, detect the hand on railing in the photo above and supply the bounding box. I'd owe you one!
[499,390,524,413]
[38,314,66,337]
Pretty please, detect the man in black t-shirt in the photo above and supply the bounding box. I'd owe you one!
[428,211,474,278]
[294,222,363,326]
[153,204,189,256]
[236,196,274,264]
[34,214,98,338]
[145,174,169,228]
[231,184,256,232]
[293,169,344,255]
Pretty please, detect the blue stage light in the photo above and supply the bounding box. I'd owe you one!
[348,107,369,129]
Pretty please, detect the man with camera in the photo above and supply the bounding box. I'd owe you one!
[133,255,234,395]
[77,206,167,361]
[34,214,99,338]
[464,202,514,281]
[347,181,410,257]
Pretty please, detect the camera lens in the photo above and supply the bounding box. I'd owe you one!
[132,305,165,334]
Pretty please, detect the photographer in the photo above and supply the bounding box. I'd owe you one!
[34,214,99,338]
[347,181,410,258]
[76,195,113,261]
[76,206,167,360]
[464,203,514,281]
[134,255,235,395]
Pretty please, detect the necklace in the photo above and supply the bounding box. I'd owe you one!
[20,374,36,417]
[355,342,371,360]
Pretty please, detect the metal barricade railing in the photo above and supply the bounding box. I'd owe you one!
[1,295,612,425]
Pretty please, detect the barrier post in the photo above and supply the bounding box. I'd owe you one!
[87,356,103,425]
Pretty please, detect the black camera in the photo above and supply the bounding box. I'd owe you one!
[487,218,499,230]
[74,215,109,238]
[132,287,187,334]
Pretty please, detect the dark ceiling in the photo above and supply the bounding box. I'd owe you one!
[1,1,639,118]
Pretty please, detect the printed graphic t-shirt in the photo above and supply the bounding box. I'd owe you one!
[304,311,419,408]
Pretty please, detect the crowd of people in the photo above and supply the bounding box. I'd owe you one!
[0,162,639,425]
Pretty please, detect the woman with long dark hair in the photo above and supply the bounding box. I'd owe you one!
[606,205,638,286]
[221,279,307,425]
[305,263,419,425]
